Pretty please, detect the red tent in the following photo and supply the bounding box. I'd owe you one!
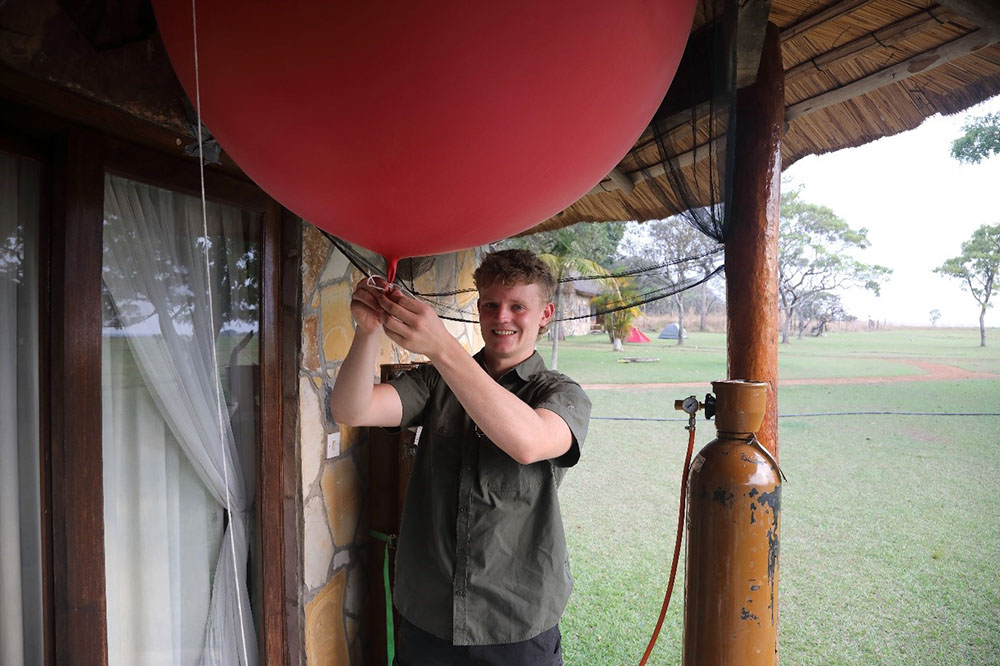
[625,327,651,343]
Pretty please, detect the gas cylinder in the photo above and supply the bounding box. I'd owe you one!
[682,380,781,665]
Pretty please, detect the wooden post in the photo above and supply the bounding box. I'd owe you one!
[49,130,108,666]
[725,21,783,458]
[365,362,423,665]
[259,200,296,666]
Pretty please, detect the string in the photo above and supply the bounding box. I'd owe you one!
[191,1,251,663]
[321,230,723,325]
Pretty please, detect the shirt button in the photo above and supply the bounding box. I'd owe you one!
[459,506,467,513]
[465,464,473,472]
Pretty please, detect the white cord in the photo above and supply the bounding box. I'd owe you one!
[191,1,251,663]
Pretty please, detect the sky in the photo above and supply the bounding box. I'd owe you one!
[782,94,1000,328]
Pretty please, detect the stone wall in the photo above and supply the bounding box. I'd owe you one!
[558,284,598,337]
[296,224,482,666]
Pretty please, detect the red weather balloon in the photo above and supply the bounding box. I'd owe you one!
[154,1,696,278]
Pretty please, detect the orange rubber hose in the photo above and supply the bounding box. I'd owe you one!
[638,424,696,665]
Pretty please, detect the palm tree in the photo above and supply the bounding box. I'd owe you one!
[592,283,641,351]
[499,223,623,369]
[536,252,608,370]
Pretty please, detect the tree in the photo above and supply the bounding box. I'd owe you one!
[951,112,1000,165]
[499,223,623,368]
[799,292,848,336]
[934,223,1000,347]
[778,190,891,344]
[618,218,722,346]
[592,284,641,352]
[929,308,941,327]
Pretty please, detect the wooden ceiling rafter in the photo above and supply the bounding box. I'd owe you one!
[786,27,999,121]
[783,5,954,81]
[779,0,878,42]
[937,0,1000,35]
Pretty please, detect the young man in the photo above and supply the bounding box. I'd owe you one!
[331,249,591,665]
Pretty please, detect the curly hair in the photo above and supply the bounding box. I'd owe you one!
[473,249,556,304]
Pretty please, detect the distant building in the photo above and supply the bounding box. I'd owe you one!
[558,276,604,337]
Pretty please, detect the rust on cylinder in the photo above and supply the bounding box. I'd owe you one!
[683,380,780,665]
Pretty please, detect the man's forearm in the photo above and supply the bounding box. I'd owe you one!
[428,339,571,465]
[330,329,382,425]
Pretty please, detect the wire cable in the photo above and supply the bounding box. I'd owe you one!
[318,229,725,325]
[591,411,1000,422]
[191,1,251,663]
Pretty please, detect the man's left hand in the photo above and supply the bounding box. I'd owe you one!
[378,287,454,359]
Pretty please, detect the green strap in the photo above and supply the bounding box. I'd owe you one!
[369,530,396,664]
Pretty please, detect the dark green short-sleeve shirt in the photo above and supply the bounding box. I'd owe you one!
[386,350,591,646]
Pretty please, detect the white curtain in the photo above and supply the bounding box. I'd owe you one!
[101,174,259,666]
[0,153,43,666]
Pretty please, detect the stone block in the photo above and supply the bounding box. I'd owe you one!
[302,224,329,297]
[302,314,319,371]
[300,377,324,495]
[323,456,360,547]
[321,247,351,284]
[321,283,354,363]
[304,569,350,666]
[303,495,333,590]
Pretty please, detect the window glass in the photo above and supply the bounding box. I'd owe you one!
[101,174,261,666]
[0,152,44,666]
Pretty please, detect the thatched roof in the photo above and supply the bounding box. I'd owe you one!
[533,0,1000,233]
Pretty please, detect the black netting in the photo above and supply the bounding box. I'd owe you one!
[322,230,724,325]
[641,0,736,243]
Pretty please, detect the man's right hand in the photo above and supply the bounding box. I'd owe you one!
[331,275,404,428]
[351,277,391,333]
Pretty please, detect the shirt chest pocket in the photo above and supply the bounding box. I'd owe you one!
[477,438,549,498]
[429,402,464,437]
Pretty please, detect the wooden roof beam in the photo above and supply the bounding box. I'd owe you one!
[586,137,724,196]
[786,27,999,122]
[780,0,877,42]
[607,167,635,193]
[735,0,773,89]
[937,0,1000,34]
[625,136,725,182]
[785,5,954,82]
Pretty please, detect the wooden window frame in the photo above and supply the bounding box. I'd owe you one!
[0,95,301,666]
[0,127,56,666]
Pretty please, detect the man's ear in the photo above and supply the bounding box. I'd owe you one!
[540,301,555,326]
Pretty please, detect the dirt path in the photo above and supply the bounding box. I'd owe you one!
[581,358,999,391]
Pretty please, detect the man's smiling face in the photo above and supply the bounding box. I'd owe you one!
[477,281,554,376]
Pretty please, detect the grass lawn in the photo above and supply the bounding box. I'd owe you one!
[550,330,979,385]
[556,328,1000,665]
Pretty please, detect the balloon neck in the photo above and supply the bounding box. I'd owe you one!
[385,258,398,284]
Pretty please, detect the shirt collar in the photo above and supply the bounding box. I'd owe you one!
[473,349,547,385]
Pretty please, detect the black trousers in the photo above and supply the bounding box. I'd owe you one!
[393,617,563,666]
